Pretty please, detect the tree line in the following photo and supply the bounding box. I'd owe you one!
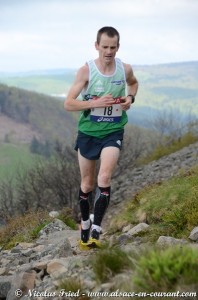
[0,83,77,144]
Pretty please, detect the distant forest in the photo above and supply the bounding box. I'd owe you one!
[1,61,198,128]
[0,84,77,145]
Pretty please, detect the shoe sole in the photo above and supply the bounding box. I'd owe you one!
[79,238,101,251]
[87,238,101,249]
[79,241,92,251]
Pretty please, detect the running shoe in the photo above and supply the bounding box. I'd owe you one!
[80,218,92,243]
[91,229,100,240]
[87,229,101,248]
[79,240,93,251]
[81,227,90,244]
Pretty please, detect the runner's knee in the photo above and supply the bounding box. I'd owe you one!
[81,182,94,193]
[97,172,111,187]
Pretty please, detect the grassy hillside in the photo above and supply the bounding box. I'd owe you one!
[0,69,76,96]
[0,84,79,181]
[0,143,39,180]
[0,83,78,143]
[109,165,198,241]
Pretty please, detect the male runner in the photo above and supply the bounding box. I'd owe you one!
[64,26,138,249]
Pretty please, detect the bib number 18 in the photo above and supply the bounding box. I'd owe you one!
[104,106,113,116]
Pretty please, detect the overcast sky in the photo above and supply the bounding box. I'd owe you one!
[0,0,198,72]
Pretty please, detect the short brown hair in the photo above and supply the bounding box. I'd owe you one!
[96,26,120,45]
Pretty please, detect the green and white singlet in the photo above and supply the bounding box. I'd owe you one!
[78,58,128,138]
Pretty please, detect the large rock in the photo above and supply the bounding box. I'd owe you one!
[0,276,13,299]
[156,236,188,247]
[6,271,36,300]
[127,223,149,236]
[189,226,198,242]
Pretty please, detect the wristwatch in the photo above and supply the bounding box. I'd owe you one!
[127,95,135,103]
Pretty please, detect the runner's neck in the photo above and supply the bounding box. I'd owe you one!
[94,58,116,75]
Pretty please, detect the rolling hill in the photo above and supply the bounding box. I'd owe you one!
[0,83,78,144]
[0,83,78,179]
[129,61,198,126]
[0,61,198,128]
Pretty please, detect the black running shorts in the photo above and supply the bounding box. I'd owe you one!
[74,129,124,160]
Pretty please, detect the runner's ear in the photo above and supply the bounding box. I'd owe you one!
[95,41,99,50]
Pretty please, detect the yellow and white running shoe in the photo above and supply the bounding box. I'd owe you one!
[79,240,93,251]
[87,238,101,249]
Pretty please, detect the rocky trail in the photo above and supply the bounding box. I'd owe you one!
[0,142,198,300]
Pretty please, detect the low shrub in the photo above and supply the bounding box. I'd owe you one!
[91,245,133,283]
[133,246,198,293]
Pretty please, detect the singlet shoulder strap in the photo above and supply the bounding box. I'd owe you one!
[81,60,94,97]
[115,58,126,82]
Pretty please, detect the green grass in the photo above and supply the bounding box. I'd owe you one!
[91,245,134,283]
[89,244,198,293]
[0,74,75,95]
[0,142,40,180]
[0,210,50,249]
[133,246,198,293]
[141,132,198,164]
[57,278,87,299]
[0,207,76,249]
[57,207,78,230]
[109,166,198,240]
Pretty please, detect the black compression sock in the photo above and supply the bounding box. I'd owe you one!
[78,188,92,221]
[93,186,111,226]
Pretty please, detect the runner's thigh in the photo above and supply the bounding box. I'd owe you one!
[98,146,120,186]
[78,150,96,188]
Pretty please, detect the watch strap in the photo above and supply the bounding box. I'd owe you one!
[127,95,135,103]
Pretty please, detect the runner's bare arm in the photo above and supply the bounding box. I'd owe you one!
[120,63,138,110]
[125,63,138,96]
[64,65,91,111]
[64,65,115,111]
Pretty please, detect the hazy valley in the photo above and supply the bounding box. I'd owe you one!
[1,61,198,128]
[0,61,197,179]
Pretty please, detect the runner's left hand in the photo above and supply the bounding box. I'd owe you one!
[120,97,131,111]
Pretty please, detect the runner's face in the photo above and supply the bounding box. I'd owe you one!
[95,33,119,64]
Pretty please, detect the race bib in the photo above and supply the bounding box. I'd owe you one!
[90,104,122,123]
